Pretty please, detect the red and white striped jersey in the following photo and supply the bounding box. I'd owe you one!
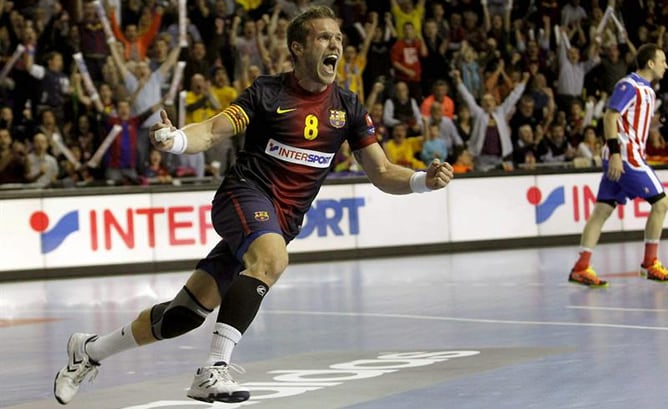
[603,72,656,167]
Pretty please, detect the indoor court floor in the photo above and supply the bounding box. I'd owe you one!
[3,242,668,409]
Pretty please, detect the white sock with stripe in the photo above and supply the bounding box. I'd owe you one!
[206,322,242,366]
[85,324,139,362]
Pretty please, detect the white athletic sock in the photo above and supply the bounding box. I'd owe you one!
[85,324,139,362]
[206,323,242,366]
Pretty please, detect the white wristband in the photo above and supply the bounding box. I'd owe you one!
[167,129,188,154]
[409,171,431,193]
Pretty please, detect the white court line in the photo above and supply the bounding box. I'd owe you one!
[263,310,668,331]
[567,305,668,313]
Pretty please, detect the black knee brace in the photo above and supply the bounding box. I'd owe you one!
[150,287,211,340]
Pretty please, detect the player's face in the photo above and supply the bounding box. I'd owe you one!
[302,18,343,85]
[650,50,667,80]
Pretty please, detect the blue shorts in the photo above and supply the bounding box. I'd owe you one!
[196,176,293,293]
[597,159,665,205]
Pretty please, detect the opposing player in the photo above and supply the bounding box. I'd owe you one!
[53,6,453,405]
[568,43,668,287]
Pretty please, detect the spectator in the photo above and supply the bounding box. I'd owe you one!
[36,109,65,157]
[185,73,221,124]
[481,0,512,54]
[231,17,265,80]
[509,94,544,144]
[591,43,635,96]
[97,99,160,185]
[425,101,464,162]
[148,35,175,95]
[184,72,220,178]
[337,11,377,103]
[109,34,181,173]
[565,98,587,143]
[420,79,454,120]
[211,66,238,111]
[25,51,71,124]
[265,5,290,70]
[420,123,448,165]
[192,0,235,77]
[390,0,426,40]
[587,6,616,49]
[333,140,360,173]
[575,124,602,165]
[512,124,539,169]
[560,0,587,28]
[537,122,576,163]
[382,122,425,169]
[98,83,117,115]
[445,12,466,55]
[76,0,110,83]
[429,2,449,40]
[555,25,601,112]
[362,12,395,99]
[0,105,32,142]
[0,127,28,184]
[420,18,448,96]
[108,3,163,62]
[453,69,529,171]
[144,148,173,184]
[58,143,93,187]
[450,145,475,174]
[455,41,483,101]
[454,103,473,144]
[183,41,209,90]
[383,81,423,136]
[390,21,427,100]
[526,72,556,117]
[483,57,513,105]
[69,113,94,159]
[461,10,487,50]
[366,81,390,143]
[26,131,59,187]
[12,23,40,121]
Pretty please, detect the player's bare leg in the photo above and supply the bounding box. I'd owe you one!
[641,196,668,280]
[54,270,221,404]
[188,233,287,404]
[569,202,615,287]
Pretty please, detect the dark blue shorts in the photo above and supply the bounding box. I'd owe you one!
[598,159,664,205]
[196,177,292,294]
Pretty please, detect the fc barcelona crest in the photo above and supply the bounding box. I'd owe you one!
[329,109,346,128]
[254,211,270,221]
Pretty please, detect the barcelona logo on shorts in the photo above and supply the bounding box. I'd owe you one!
[329,109,346,128]
[254,211,270,222]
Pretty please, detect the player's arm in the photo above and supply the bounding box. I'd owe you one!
[354,142,453,195]
[603,109,621,143]
[150,106,246,154]
[603,108,623,181]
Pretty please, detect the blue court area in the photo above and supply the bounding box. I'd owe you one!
[3,242,668,409]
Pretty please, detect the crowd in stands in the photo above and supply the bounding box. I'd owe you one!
[2,0,668,189]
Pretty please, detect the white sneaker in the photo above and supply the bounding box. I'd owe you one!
[187,363,250,403]
[53,333,100,404]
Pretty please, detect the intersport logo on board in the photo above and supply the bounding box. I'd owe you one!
[525,184,665,224]
[28,205,214,254]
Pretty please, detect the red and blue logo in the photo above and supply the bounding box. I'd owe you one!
[29,210,80,254]
[526,186,565,224]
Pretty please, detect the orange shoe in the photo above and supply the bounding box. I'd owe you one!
[640,259,668,281]
[568,266,609,287]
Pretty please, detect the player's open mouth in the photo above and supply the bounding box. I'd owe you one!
[323,54,338,74]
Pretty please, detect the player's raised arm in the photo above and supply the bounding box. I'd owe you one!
[150,106,247,154]
[354,142,453,194]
